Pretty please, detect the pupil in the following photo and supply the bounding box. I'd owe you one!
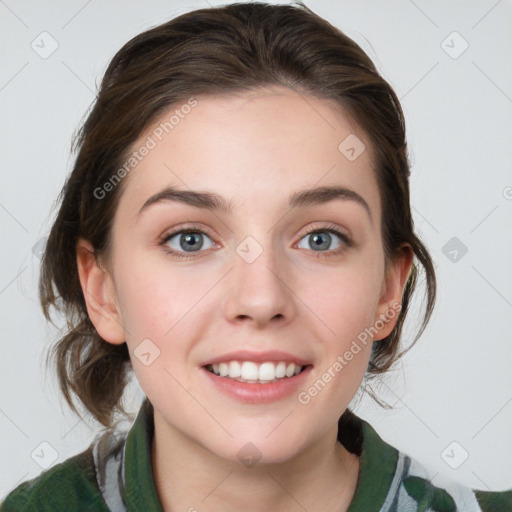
[311,232,330,250]
[181,233,203,251]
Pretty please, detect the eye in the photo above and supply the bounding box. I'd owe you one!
[158,223,352,260]
[296,224,351,256]
[159,227,216,259]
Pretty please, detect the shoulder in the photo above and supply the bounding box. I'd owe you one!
[0,447,110,512]
[473,488,512,511]
[398,453,512,512]
[351,414,512,511]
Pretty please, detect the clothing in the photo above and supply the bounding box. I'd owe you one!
[1,398,511,511]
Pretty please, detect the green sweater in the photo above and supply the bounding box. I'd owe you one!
[2,398,511,511]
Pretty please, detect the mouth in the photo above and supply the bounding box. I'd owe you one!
[203,360,311,384]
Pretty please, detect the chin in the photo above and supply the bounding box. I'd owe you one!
[203,428,309,468]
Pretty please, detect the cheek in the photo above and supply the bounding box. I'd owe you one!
[113,252,203,338]
[112,254,198,401]
[112,253,222,397]
[296,272,377,413]
[298,261,384,341]
[292,259,383,402]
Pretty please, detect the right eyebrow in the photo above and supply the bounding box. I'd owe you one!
[137,187,233,217]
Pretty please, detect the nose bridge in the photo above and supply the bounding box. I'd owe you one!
[223,232,294,326]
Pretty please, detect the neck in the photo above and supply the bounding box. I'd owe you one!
[151,412,360,512]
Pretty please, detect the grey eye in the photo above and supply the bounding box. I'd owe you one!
[297,231,343,252]
[165,231,215,253]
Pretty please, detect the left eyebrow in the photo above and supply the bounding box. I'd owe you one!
[136,184,372,223]
[289,185,372,223]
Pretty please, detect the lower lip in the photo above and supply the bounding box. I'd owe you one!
[201,365,313,404]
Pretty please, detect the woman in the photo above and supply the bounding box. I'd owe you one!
[2,2,510,511]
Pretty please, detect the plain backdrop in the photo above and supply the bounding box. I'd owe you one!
[1,0,511,499]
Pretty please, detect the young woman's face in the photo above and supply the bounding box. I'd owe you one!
[96,86,409,463]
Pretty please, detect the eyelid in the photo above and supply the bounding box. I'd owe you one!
[298,222,351,240]
[159,222,217,242]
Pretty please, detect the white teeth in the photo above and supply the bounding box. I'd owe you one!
[240,361,259,380]
[275,362,286,378]
[219,362,229,377]
[207,360,305,383]
[258,362,275,381]
[228,361,241,378]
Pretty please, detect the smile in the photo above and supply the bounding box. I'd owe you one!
[202,362,313,403]
[205,360,307,384]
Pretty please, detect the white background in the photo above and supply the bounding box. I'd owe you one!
[1,0,511,499]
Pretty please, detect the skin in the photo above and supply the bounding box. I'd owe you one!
[77,86,413,511]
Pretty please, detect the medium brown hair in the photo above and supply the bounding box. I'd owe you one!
[40,1,436,428]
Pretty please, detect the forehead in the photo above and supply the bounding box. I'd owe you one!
[116,86,380,220]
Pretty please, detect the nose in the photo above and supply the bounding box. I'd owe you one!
[222,242,296,329]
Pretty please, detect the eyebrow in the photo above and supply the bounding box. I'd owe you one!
[136,185,372,222]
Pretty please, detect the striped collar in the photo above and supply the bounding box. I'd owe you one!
[95,398,400,511]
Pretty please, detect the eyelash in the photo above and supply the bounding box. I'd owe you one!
[158,223,352,260]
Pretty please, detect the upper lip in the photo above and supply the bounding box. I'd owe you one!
[200,350,312,367]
